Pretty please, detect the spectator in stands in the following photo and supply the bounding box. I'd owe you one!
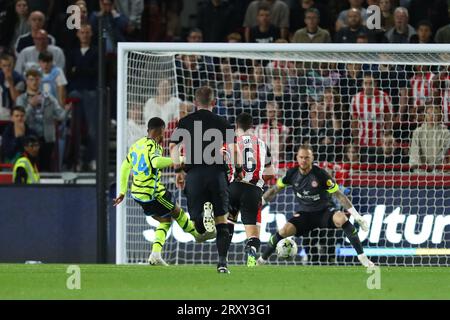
[289,0,332,35]
[266,73,301,128]
[186,28,203,43]
[15,69,68,171]
[385,7,416,43]
[296,100,334,162]
[165,101,193,148]
[0,0,15,54]
[144,79,180,126]
[15,10,55,55]
[227,32,242,43]
[198,0,235,42]
[51,0,89,56]
[215,58,239,121]
[243,0,289,42]
[335,0,367,32]
[10,0,30,49]
[360,131,408,164]
[380,0,395,32]
[323,87,341,118]
[247,3,280,43]
[339,62,363,105]
[328,111,351,162]
[409,0,448,34]
[252,63,267,97]
[344,143,360,164]
[1,105,36,163]
[235,81,263,125]
[409,104,450,171]
[38,51,67,107]
[292,8,331,43]
[408,65,435,114]
[0,53,25,115]
[434,22,450,43]
[351,72,393,148]
[175,54,208,102]
[255,100,289,172]
[437,66,450,127]
[15,29,65,76]
[66,23,98,93]
[306,62,340,102]
[89,0,128,54]
[410,20,435,43]
[12,134,40,184]
[65,23,98,171]
[114,0,143,41]
[335,8,372,43]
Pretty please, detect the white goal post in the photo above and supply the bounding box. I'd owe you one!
[116,43,450,266]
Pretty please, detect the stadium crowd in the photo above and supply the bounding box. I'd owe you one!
[1,0,450,180]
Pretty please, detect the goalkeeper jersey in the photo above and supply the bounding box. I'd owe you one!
[119,137,173,202]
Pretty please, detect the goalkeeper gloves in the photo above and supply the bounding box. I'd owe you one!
[348,207,368,232]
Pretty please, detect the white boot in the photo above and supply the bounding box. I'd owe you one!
[256,257,267,265]
[148,252,168,266]
[203,202,216,233]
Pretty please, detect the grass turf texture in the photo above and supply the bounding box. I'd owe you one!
[0,264,449,300]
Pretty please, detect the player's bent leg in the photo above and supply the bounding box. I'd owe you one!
[244,225,261,267]
[258,222,297,265]
[214,212,231,274]
[333,211,374,267]
[170,205,204,241]
[148,216,171,266]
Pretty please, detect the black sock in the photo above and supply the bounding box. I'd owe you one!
[262,232,283,260]
[194,216,206,234]
[216,223,230,265]
[342,220,364,255]
[228,223,234,243]
[245,237,261,253]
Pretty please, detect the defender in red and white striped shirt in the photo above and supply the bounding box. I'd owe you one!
[228,112,275,267]
[351,73,393,147]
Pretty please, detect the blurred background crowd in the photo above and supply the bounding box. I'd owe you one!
[0,0,450,181]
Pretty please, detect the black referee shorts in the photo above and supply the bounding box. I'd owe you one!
[134,191,175,219]
[288,206,339,237]
[184,166,229,220]
[229,181,262,225]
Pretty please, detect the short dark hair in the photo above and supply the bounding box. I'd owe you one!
[257,2,270,13]
[236,112,253,131]
[195,86,214,107]
[147,117,165,131]
[416,20,432,30]
[11,105,26,114]
[305,8,320,18]
[0,53,13,62]
[25,68,42,78]
[298,144,313,153]
[23,135,39,146]
[38,51,53,62]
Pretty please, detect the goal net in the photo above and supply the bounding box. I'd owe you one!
[116,43,450,266]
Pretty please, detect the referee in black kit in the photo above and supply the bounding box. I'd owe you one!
[169,86,238,274]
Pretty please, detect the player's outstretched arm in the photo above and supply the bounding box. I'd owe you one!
[333,189,368,232]
[114,159,132,207]
[262,181,284,205]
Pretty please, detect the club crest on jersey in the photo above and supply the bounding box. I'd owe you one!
[311,180,318,188]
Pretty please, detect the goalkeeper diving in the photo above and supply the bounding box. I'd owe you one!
[114,117,214,265]
[257,144,374,267]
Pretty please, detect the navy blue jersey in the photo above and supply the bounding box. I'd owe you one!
[277,165,339,212]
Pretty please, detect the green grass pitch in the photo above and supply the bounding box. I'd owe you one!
[1,264,449,300]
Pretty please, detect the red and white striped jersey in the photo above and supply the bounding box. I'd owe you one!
[255,121,289,173]
[351,89,393,147]
[236,134,271,189]
[410,72,435,107]
[439,75,450,126]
